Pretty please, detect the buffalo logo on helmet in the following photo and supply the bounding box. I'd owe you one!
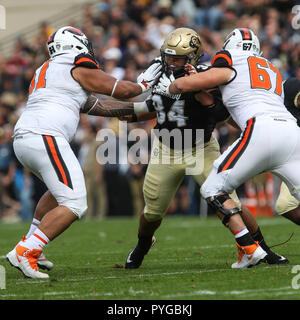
[190,35,201,49]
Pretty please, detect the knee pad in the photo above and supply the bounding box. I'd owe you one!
[207,194,241,226]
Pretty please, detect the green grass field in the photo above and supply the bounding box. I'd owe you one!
[0,216,300,300]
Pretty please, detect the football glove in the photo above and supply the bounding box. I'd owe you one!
[137,59,162,92]
[154,72,175,96]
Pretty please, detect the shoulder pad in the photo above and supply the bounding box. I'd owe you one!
[211,50,233,68]
[74,53,100,69]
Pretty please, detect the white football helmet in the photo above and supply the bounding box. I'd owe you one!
[222,28,260,55]
[47,26,94,58]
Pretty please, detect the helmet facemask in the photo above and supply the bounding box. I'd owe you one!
[161,54,188,78]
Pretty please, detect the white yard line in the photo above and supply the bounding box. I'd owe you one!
[162,286,299,298]
[1,286,298,299]
[0,291,75,298]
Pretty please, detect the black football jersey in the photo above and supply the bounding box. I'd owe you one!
[147,65,229,149]
[284,77,300,126]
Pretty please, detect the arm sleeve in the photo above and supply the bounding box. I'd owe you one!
[74,53,101,69]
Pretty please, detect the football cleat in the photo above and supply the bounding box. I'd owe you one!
[6,244,49,279]
[125,236,156,269]
[265,251,289,265]
[37,252,54,270]
[231,242,267,269]
[6,237,54,271]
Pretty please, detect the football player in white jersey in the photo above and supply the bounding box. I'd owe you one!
[6,26,162,279]
[120,28,288,270]
[155,27,300,268]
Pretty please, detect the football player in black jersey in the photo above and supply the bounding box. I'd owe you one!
[155,27,300,269]
[275,78,300,224]
[121,28,287,269]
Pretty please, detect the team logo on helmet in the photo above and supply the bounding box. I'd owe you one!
[190,35,201,49]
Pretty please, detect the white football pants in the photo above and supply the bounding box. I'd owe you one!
[13,132,87,218]
[201,115,300,202]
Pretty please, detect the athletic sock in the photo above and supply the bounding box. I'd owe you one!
[137,233,153,253]
[234,227,255,247]
[21,228,50,250]
[251,227,270,252]
[25,218,41,239]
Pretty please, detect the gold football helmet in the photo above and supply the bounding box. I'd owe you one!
[160,27,202,73]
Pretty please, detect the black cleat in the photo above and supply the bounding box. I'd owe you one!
[125,236,156,269]
[265,251,289,264]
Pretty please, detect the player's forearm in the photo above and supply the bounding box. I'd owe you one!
[82,95,134,117]
[169,74,205,94]
[73,67,144,99]
[169,68,233,94]
[83,78,142,99]
[112,81,143,99]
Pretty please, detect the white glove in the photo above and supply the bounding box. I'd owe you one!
[137,59,162,92]
[153,72,175,96]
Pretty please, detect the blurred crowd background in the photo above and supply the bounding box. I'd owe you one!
[0,0,299,222]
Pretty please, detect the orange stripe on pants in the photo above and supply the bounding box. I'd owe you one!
[44,135,69,187]
[221,118,254,172]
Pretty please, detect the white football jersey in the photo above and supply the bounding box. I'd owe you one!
[213,49,294,130]
[14,53,91,142]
